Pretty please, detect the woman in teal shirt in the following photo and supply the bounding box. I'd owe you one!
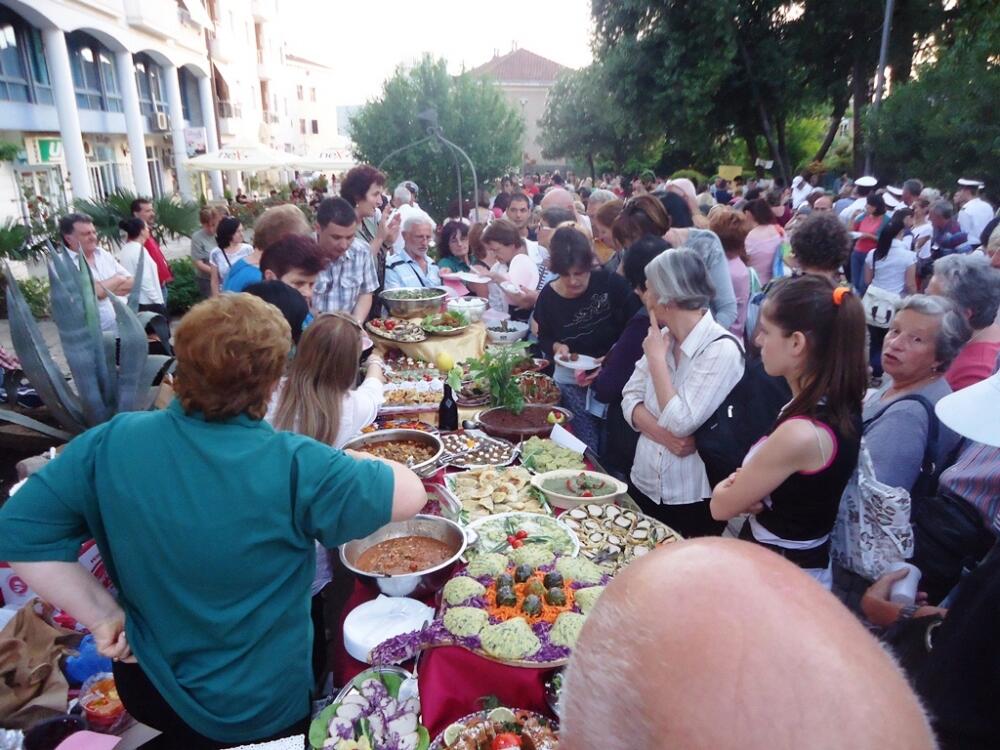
[437,220,473,274]
[0,294,425,748]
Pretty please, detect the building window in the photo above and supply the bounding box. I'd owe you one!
[87,143,123,200]
[146,145,164,198]
[311,119,318,134]
[0,11,53,105]
[67,32,122,112]
[299,118,306,134]
[134,55,169,118]
[309,87,316,102]
[296,84,303,100]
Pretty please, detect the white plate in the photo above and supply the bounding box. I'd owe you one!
[453,272,491,284]
[555,353,601,371]
[464,512,581,558]
[343,596,434,663]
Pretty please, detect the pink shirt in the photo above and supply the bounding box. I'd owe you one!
[745,226,783,286]
[946,340,1000,391]
[727,256,751,337]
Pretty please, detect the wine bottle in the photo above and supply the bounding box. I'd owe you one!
[438,384,459,431]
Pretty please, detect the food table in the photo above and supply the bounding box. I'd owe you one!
[329,436,652,743]
[372,321,488,363]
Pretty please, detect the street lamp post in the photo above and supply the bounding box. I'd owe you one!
[865,0,896,175]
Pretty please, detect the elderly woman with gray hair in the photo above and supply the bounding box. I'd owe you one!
[926,254,1000,391]
[832,294,972,603]
[621,247,745,537]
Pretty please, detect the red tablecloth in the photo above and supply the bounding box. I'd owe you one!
[331,580,557,739]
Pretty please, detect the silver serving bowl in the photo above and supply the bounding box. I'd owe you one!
[341,429,444,477]
[340,514,469,597]
[380,287,448,318]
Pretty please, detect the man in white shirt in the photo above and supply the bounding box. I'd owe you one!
[839,175,879,224]
[791,175,813,210]
[505,192,535,241]
[955,179,994,247]
[901,178,923,207]
[59,212,133,333]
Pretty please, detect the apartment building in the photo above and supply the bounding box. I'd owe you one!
[0,0,341,222]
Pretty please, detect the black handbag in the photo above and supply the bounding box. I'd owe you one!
[912,484,996,604]
[694,337,791,487]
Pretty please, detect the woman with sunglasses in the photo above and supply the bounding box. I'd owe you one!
[267,313,387,692]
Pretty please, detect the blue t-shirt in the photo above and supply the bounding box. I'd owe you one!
[222,259,263,293]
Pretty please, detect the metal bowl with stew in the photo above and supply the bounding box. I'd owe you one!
[341,429,444,477]
[340,514,468,597]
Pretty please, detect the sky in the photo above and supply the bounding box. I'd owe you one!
[286,0,595,105]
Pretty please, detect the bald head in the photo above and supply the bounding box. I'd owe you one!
[541,187,577,215]
[561,539,935,750]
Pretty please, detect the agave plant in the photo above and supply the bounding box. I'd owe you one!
[73,190,200,248]
[0,243,173,441]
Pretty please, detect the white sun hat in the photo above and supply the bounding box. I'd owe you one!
[935,372,1000,447]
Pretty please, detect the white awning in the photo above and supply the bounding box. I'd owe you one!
[186,141,293,171]
[179,0,213,28]
[290,141,356,172]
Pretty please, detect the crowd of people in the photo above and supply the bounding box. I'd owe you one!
[1,162,999,748]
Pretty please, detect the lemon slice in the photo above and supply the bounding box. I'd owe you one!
[487,707,517,725]
[442,722,465,746]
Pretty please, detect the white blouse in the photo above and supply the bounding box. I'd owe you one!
[622,311,745,505]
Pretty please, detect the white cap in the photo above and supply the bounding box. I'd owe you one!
[957,178,984,188]
[935,372,1000,448]
[886,185,903,197]
[855,176,878,188]
[884,193,901,209]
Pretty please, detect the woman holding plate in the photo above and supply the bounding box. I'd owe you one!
[534,227,641,451]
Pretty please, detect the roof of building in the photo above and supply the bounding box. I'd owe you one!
[285,53,331,70]
[468,48,569,83]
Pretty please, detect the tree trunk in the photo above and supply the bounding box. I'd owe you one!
[776,116,791,183]
[852,57,866,175]
[813,95,849,164]
[733,32,788,185]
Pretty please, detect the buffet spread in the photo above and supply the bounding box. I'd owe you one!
[319,287,684,749]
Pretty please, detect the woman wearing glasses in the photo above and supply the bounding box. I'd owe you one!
[267,312,387,692]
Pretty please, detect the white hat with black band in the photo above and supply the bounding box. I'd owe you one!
[957,178,985,188]
[855,175,878,188]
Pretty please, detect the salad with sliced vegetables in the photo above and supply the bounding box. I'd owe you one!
[309,671,429,750]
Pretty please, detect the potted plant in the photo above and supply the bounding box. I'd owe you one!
[449,343,571,441]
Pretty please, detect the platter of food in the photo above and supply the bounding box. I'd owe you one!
[309,668,429,750]
[519,437,586,473]
[440,431,518,469]
[421,311,469,337]
[517,372,561,406]
[362,418,438,434]
[367,317,427,343]
[431,708,559,750]
[371,549,608,669]
[465,512,579,559]
[456,380,490,408]
[443,467,548,521]
[554,352,600,371]
[531,471,628,510]
[558,504,682,572]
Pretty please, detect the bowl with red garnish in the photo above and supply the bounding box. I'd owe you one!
[530,470,628,510]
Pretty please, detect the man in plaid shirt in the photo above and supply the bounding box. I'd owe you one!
[312,197,379,322]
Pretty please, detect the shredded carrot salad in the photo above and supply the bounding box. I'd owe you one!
[484,570,577,624]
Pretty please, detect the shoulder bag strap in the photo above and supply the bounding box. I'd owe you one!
[865,393,939,476]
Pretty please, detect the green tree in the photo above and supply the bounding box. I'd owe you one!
[349,56,523,221]
[538,64,659,178]
[869,0,1000,194]
[590,0,946,180]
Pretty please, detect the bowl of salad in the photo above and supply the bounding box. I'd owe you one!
[530,470,628,510]
[381,287,448,318]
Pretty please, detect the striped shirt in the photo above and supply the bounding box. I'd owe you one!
[622,310,745,505]
[938,441,1000,534]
